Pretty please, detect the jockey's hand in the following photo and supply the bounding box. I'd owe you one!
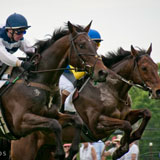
[26,52,34,59]
[21,61,34,71]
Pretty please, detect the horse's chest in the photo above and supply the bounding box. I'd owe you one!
[99,86,118,107]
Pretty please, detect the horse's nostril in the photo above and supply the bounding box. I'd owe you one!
[156,89,160,97]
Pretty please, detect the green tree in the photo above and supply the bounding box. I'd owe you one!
[158,63,160,76]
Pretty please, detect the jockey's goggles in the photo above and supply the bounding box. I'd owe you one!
[96,42,100,48]
[14,29,26,35]
[94,40,101,48]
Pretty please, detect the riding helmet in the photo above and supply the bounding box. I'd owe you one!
[5,13,31,29]
[88,29,103,41]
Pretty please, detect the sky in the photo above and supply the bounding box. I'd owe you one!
[1,0,160,62]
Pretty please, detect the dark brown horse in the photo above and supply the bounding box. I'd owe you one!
[11,44,160,160]
[0,21,108,160]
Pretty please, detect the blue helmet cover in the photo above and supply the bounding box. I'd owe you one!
[5,13,31,29]
[88,29,103,41]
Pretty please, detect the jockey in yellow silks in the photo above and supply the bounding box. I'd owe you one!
[58,29,103,112]
[68,65,86,80]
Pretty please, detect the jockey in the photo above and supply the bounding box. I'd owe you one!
[0,13,35,79]
[59,29,103,112]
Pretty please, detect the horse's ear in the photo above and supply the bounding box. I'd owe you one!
[131,45,138,57]
[68,21,78,36]
[84,20,92,33]
[146,43,152,56]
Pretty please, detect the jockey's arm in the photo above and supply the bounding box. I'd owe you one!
[0,39,22,67]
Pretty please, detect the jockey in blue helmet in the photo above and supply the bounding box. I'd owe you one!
[0,13,35,76]
[5,13,31,30]
[88,29,103,49]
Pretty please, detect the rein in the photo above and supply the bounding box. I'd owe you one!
[112,70,150,91]
[109,57,152,92]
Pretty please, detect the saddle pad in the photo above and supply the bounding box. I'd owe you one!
[0,80,6,88]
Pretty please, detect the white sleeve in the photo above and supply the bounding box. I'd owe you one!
[0,39,22,66]
[20,39,35,53]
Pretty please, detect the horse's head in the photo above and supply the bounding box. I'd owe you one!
[67,21,108,82]
[131,44,160,99]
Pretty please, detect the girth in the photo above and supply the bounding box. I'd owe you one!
[16,79,53,93]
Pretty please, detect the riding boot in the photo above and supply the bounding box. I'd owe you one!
[60,104,65,113]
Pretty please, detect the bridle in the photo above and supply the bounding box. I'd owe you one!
[69,32,100,76]
[111,54,152,92]
[31,32,101,77]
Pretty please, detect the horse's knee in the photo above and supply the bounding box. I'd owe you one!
[74,116,83,129]
[123,121,132,133]
[49,120,62,133]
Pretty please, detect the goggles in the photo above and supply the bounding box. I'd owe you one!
[96,42,100,47]
[14,30,26,35]
[93,40,101,48]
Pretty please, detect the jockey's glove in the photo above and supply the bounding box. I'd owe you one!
[21,61,34,71]
[26,52,34,59]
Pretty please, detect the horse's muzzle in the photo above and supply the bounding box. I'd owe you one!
[156,89,160,98]
[150,89,160,99]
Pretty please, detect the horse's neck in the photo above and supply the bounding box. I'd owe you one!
[35,36,70,85]
[111,59,135,98]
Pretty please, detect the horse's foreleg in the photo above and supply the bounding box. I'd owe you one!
[58,113,83,160]
[125,109,151,143]
[97,115,132,159]
[15,113,65,160]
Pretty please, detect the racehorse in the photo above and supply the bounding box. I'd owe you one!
[11,44,160,160]
[0,21,108,160]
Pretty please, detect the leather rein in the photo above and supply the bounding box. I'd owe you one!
[14,32,100,93]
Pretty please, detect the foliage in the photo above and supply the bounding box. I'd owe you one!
[158,63,160,76]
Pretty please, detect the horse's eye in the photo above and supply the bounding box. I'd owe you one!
[141,66,147,71]
[79,44,84,49]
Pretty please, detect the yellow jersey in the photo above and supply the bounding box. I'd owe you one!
[69,65,86,80]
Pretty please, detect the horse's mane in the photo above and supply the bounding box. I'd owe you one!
[34,23,84,53]
[102,47,147,68]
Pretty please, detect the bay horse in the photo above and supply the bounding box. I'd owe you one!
[11,44,160,160]
[0,21,108,160]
